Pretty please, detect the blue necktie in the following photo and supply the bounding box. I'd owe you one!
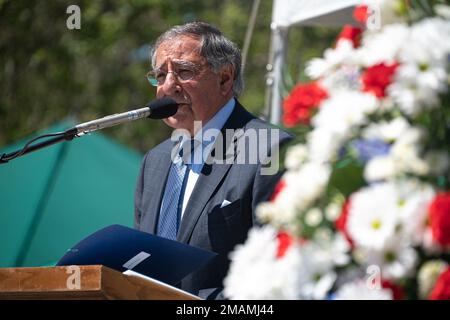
[156,141,193,240]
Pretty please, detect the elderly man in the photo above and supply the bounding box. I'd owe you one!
[134,21,291,299]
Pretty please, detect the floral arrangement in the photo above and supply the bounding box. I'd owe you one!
[224,0,450,300]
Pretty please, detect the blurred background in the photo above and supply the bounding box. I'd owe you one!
[0,0,339,268]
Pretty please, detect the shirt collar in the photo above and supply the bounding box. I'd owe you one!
[177,97,235,171]
[195,97,235,143]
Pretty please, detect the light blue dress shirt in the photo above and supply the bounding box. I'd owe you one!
[179,97,235,217]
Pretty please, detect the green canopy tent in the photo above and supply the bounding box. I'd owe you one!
[0,121,143,268]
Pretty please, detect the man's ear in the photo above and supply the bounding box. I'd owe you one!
[219,65,234,96]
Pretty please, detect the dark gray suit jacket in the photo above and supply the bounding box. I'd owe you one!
[134,101,292,299]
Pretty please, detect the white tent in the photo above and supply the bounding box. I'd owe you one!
[267,0,361,124]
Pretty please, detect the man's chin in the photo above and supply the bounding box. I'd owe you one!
[163,115,193,132]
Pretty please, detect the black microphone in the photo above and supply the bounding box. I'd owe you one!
[147,97,179,119]
[72,97,178,135]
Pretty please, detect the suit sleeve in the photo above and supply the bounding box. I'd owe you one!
[134,153,148,230]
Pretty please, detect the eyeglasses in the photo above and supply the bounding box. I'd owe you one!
[146,61,204,87]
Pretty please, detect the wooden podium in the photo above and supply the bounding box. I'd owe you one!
[0,265,200,300]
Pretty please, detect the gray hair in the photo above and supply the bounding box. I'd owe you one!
[150,21,244,96]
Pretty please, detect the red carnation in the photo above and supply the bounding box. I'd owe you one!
[428,192,450,246]
[361,62,400,98]
[270,179,286,202]
[276,231,294,258]
[282,81,328,127]
[336,25,363,48]
[353,5,369,24]
[335,200,354,247]
[382,280,405,300]
[429,267,450,300]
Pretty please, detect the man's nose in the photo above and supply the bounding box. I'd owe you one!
[161,71,181,95]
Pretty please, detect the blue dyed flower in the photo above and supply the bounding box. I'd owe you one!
[350,139,391,162]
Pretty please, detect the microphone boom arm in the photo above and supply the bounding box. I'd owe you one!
[0,130,78,164]
[74,107,150,134]
[0,98,178,164]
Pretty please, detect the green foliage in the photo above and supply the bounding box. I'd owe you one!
[0,0,336,153]
[406,0,450,20]
[328,159,366,199]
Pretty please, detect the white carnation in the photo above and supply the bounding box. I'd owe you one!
[307,128,341,163]
[256,201,297,231]
[364,155,397,182]
[364,126,432,182]
[400,17,450,66]
[334,280,393,300]
[306,40,358,79]
[388,18,450,116]
[310,91,379,164]
[304,207,323,227]
[362,117,410,142]
[296,242,338,300]
[395,180,435,245]
[275,163,331,215]
[293,163,331,210]
[388,62,446,116]
[325,203,343,222]
[313,232,351,267]
[390,126,429,176]
[312,91,378,138]
[224,226,303,299]
[357,237,418,280]
[347,183,398,250]
[284,144,308,170]
[358,23,409,66]
[259,172,300,227]
[319,64,361,94]
[263,163,332,227]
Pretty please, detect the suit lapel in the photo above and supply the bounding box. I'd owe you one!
[177,101,254,243]
[176,154,236,243]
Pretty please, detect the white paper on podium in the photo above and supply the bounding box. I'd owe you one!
[122,269,200,299]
